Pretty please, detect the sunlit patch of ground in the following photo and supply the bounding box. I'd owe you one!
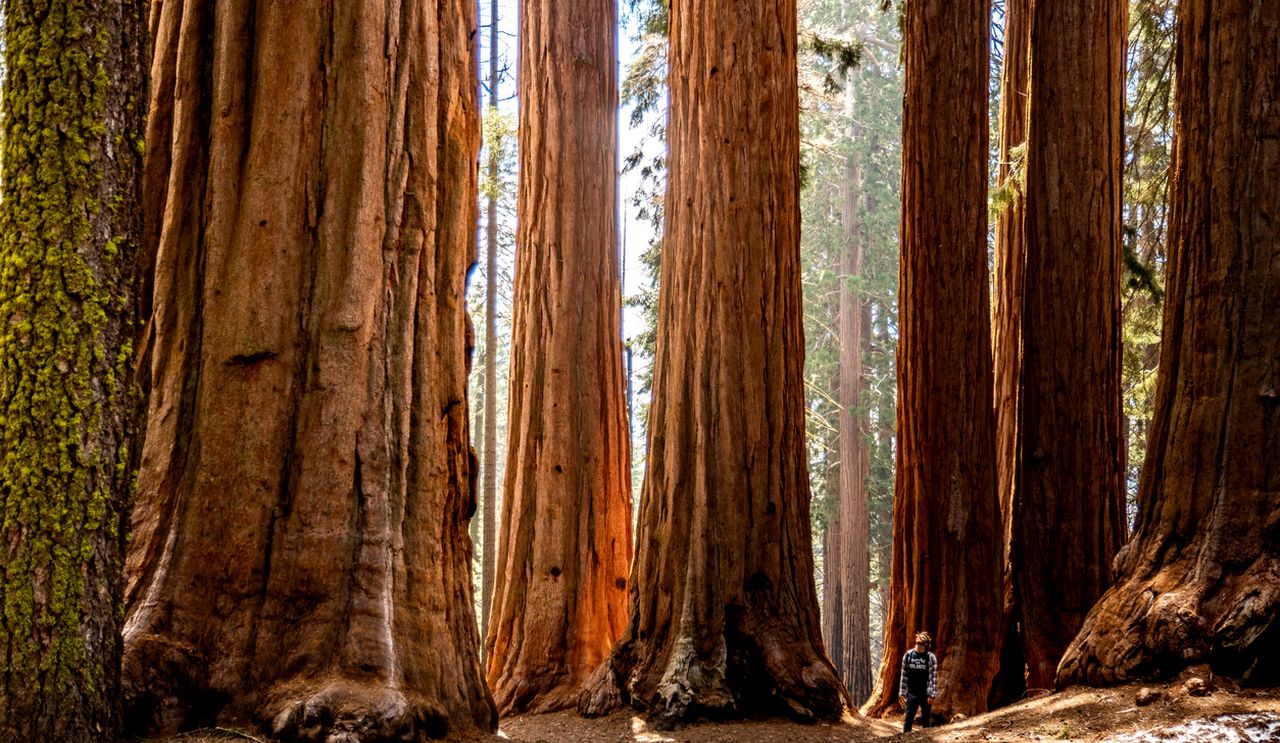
[150,670,1280,742]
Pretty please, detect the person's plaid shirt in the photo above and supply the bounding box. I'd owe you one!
[899,649,938,698]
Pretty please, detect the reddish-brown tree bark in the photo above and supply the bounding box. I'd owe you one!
[838,148,872,707]
[1013,0,1128,691]
[120,1,496,739]
[822,520,846,683]
[1058,0,1279,687]
[990,0,1030,706]
[578,0,847,727]
[862,0,1004,720]
[484,0,633,717]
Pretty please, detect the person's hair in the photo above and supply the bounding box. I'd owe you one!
[914,631,932,646]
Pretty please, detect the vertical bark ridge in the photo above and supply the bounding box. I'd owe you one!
[1059,0,1280,688]
[579,0,847,728]
[1014,0,1127,691]
[838,138,872,706]
[121,1,496,739]
[863,0,1004,720]
[485,0,633,716]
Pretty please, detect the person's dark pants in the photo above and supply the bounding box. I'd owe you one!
[903,692,931,732]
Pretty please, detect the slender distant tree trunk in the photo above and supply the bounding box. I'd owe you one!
[120,2,497,739]
[990,0,1029,707]
[0,1,146,740]
[481,0,500,646]
[823,511,846,683]
[1014,0,1127,691]
[578,0,847,727]
[1059,0,1280,688]
[485,0,633,716]
[838,137,872,707]
[863,0,1003,720]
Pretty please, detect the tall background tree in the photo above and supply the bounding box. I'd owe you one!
[864,0,1004,719]
[580,0,847,726]
[800,0,901,708]
[480,0,501,645]
[119,1,496,738]
[1011,0,1128,691]
[485,0,634,716]
[0,0,145,739]
[1058,0,1279,687]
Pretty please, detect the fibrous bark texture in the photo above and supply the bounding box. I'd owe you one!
[0,1,146,740]
[121,1,496,740]
[862,0,1003,720]
[1014,0,1128,692]
[485,0,633,717]
[838,147,872,707]
[1058,0,1280,688]
[990,0,1030,706]
[578,0,847,728]
[822,522,845,683]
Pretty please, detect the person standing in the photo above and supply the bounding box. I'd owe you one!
[898,631,938,731]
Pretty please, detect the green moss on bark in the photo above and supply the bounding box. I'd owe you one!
[0,0,146,739]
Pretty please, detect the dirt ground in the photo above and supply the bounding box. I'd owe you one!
[150,669,1280,743]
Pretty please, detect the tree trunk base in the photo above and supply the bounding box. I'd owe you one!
[578,659,626,718]
[581,624,846,730]
[1058,556,1280,688]
[267,679,453,743]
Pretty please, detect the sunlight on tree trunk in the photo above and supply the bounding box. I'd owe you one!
[578,0,847,728]
[119,2,496,738]
[485,0,634,717]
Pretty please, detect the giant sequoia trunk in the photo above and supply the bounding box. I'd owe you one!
[1058,0,1280,687]
[862,0,1004,720]
[990,0,1030,706]
[484,0,633,716]
[1013,0,1128,692]
[578,0,847,727]
[120,1,496,739]
[838,146,872,707]
[0,1,145,739]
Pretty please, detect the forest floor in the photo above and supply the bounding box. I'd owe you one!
[152,668,1280,743]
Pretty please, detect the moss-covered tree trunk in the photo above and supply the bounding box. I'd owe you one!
[1013,0,1127,692]
[577,0,847,728]
[120,1,496,739]
[1058,0,1280,688]
[862,0,1004,720]
[0,1,146,740]
[484,0,633,716]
